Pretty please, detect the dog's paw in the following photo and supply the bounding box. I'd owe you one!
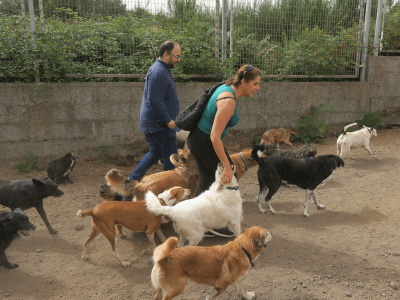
[270,209,277,215]
[49,229,58,235]
[118,233,127,238]
[317,204,325,209]
[82,256,90,261]
[121,261,131,267]
[303,213,309,218]
[245,292,256,300]
[141,248,152,255]
[5,263,19,269]
[259,209,267,214]
[242,198,248,203]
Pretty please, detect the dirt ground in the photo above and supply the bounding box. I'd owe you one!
[1,127,400,300]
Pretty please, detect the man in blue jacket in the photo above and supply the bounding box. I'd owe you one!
[128,41,181,181]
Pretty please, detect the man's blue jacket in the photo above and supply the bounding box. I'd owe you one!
[140,59,180,133]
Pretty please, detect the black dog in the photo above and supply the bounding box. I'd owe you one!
[251,144,344,217]
[47,152,79,185]
[0,208,36,269]
[0,177,64,234]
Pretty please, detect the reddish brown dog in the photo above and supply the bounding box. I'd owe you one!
[151,226,273,300]
[76,187,190,267]
[261,128,295,149]
[106,149,199,201]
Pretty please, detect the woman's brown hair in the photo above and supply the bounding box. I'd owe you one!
[226,64,261,87]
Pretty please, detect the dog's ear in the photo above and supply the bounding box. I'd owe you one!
[32,179,44,188]
[363,125,366,128]
[253,233,265,252]
[170,154,180,167]
[12,208,26,215]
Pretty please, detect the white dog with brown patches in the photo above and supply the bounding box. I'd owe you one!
[151,226,272,300]
[337,123,377,159]
[146,163,243,247]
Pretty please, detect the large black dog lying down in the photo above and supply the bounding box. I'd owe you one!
[251,144,344,217]
[0,208,36,269]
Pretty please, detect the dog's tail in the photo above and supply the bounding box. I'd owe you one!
[251,144,267,166]
[342,123,357,136]
[153,237,178,263]
[151,237,179,290]
[105,169,138,198]
[77,209,93,218]
[145,191,175,220]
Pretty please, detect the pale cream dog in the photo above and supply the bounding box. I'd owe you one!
[145,163,243,247]
[337,123,377,159]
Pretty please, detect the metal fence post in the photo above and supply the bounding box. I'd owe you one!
[20,0,28,48]
[380,0,388,52]
[373,0,384,56]
[221,0,227,78]
[360,0,373,82]
[229,0,233,58]
[215,0,220,78]
[27,0,40,83]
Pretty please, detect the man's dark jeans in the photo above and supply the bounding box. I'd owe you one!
[128,130,178,181]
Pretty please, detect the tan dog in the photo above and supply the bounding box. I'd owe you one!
[76,187,190,267]
[106,149,199,201]
[151,226,272,300]
[261,128,295,149]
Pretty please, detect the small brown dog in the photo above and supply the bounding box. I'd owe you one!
[76,187,190,267]
[151,226,272,299]
[261,128,295,149]
[106,149,199,201]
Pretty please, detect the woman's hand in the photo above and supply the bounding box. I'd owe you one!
[222,163,233,184]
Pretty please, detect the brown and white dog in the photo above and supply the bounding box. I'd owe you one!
[105,149,199,202]
[151,226,272,300]
[337,123,377,159]
[261,128,295,149]
[76,187,190,267]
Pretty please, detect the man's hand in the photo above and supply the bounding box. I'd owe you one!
[167,120,176,129]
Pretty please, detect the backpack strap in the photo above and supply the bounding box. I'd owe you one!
[216,96,235,102]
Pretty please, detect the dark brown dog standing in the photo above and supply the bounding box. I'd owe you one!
[261,128,295,149]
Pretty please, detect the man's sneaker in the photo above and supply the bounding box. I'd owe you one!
[203,231,217,238]
[204,228,234,238]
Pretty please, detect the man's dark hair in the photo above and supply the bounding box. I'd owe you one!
[158,41,178,58]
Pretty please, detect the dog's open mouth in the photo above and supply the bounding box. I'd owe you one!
[19,230,30,236]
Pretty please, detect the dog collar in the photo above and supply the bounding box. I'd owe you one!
[367,128,371,134]
[239,245,254,267]
[239,152,248,171]
[226,186,239,191]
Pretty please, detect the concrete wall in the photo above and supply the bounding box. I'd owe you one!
[0,56,399,161]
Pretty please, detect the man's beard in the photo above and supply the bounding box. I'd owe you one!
[168,58,177,69]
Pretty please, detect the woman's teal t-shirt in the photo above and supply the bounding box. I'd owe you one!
[197,84,240,140]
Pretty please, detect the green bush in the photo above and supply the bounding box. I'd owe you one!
[296,102,333,144]
[17,151,38,174]
[359,107,386,129]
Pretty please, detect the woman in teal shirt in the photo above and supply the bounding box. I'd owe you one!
[187,65,261,237]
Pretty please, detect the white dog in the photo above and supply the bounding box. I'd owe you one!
[337,123,377,159]
[146,163,243,247]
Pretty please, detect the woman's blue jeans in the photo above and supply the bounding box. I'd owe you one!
[128,130,178,181]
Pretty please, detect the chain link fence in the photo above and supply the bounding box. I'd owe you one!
[0,0,398,81]
[380,0,400,52]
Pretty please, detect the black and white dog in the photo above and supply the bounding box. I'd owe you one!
[251,144,344,217]
[47,152,79,185]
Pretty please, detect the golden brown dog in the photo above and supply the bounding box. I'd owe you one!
[151,226,272,300]
[261,128,295,149]
[230,149,258,180]
[106,149,199,202]
[76,188,189,267]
